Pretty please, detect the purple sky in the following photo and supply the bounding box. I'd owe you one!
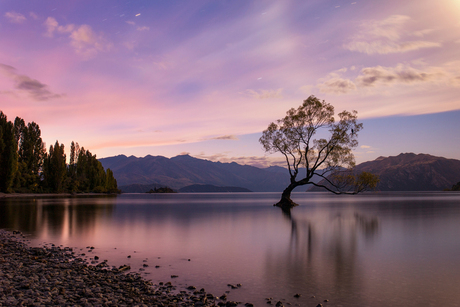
[1,0,460,167]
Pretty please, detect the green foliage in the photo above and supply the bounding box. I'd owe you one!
[0,110,118,194]
[0,112,18,192]
[259,96,379,206]
[13,118,45,192]
[43,141,67,192]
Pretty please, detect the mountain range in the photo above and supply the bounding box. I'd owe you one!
[99,153,460,193]
[353,153,460,191]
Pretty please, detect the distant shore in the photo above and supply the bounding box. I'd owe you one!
[0,229,249,306]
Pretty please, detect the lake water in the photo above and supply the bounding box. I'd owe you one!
[1,192,460,307]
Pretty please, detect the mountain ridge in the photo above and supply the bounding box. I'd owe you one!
[99,153,460,192]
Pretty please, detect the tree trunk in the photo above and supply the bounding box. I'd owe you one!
[274,183,299,208]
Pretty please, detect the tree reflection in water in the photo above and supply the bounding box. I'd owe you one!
[0,196,116,241]
[264,205,379,304]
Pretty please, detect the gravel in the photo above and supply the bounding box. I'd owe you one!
[0,229,251,307]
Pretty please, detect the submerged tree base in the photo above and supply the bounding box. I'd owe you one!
[274,197,299,208]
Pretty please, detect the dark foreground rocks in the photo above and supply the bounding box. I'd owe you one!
[0,230,247,307]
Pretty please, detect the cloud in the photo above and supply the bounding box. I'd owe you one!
[193,152,284,168]
[211,135,238,140]
[5,11,26,23]
[43,17,74,37]
[316,63,454,95]
[29,12,38,20]
[137,26,150,31]
[360,145,371,149]
[344,15,441,54]
[318,77,357,94]
[126,21,135,25]
[317,69,357,94]
[411,29,435,38]
[345,41,441,55]
[43,17,111,58]
[245,88,283,99]
[70,25,112,57]
[355,64,441,87]
[0,63,62,101]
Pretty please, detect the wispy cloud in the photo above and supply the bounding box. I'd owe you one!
[316,63,456,95]
[43,17,112,58]
[193,152,285,168]
[344,15,441,54]
[318,69,357,94]
[29,12,38,20]
[210,135,238,140]
[5,12,26,24]
[70,25,113,57]
[245,88,283,99]
[356,64,442,87]
[0,64,63,101]
[43,17,75,37]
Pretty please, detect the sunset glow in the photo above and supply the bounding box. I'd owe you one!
[1,0,459,166]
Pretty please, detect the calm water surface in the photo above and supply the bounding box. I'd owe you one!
[1,192,460,307]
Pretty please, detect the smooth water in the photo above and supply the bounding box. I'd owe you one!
[1,192,460,307]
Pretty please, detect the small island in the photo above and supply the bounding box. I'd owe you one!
[146,187,176,193]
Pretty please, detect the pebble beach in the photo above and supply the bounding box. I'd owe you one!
[0,229,254,307]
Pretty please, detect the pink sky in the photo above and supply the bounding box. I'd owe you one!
[1,0,460,167]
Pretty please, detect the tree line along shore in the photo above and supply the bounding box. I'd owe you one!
[0,111,118,194]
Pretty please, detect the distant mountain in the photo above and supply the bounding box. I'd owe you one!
[354,153,460,191]
[178,184,251,193]
[99,154,291,192]
[308,153,460,192]
[100,152,460,193]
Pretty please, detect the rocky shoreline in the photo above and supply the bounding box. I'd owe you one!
[0,229,253,307]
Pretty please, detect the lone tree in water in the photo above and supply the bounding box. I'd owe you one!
[259,96,379,208]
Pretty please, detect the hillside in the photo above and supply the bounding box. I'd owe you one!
[308,153,460,192]
[99,154,291,192]
[354,153,460,191]
[100,153,460,192]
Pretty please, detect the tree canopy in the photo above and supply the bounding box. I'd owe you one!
[259,96,379,208]
[0,111,118,194]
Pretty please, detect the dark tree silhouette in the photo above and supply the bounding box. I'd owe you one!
[0,112,18,192]
[259,96,379,208]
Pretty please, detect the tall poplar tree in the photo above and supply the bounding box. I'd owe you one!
[43,141,67,192]
[14,119,45,192]
[0,112,18,192]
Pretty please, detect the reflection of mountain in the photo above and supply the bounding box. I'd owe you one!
[0,197,116,238]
